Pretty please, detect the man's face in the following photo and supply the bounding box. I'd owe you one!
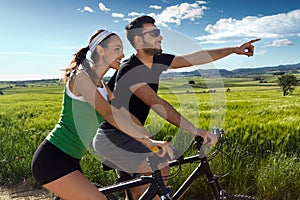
[140,23,163,55]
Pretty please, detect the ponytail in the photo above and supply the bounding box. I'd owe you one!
[63,46,89,83]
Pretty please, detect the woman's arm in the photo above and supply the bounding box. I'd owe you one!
[74,72,163,150]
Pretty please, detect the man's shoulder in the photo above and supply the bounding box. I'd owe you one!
[154,53,175,59]
[154,53,175,64]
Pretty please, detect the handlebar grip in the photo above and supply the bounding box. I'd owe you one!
[195,136,203,143]
[151,146,160,153]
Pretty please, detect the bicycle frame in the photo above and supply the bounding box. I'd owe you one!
[168,143,225,199]
[99,135,227,200]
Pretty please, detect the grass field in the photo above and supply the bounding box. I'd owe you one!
[0,76,299,200]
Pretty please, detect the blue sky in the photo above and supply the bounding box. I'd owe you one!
[0,0,300,81]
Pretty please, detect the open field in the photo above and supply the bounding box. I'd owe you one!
[0,76,299,200]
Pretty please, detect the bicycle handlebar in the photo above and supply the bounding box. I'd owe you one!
[149,127,224,167]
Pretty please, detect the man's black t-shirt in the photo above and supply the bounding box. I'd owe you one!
[101,53,175,128]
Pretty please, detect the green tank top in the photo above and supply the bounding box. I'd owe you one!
[46,88,104,159]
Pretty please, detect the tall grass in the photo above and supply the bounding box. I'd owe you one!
[0,87,63,185]
[0,79,299,199]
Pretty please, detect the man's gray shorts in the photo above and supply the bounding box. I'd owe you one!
[93,128,151,173]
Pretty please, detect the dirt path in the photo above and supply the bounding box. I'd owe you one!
[0,182,53,200]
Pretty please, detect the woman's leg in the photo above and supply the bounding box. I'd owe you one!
[32,140,107,200]
[44,170,107,200]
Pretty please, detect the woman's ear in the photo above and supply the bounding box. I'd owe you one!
[96,45,105,55]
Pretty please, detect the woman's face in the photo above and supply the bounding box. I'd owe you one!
[102,35,124,70]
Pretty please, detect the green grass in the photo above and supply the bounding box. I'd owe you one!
[0,78,300,199]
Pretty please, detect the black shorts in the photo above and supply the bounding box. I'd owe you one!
[31,139,82,185]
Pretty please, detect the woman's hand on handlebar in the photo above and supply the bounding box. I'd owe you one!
[143,137,175,160]
[196,129,218,146]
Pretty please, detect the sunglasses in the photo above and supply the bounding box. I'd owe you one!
[141,29,161,37]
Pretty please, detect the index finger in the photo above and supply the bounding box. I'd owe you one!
[248,38,261,44]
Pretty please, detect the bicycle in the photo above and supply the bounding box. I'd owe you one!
[53,127,257,200]
[94,127,258,200]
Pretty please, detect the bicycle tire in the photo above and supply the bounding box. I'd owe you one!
[225,194,258,200]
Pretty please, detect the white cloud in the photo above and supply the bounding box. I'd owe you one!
[99,3,110,12]
[84,6,94,13]
[196,1,207,4]
[153,1,208,27]
[114,20,119,23]
[150,5,162,10]
[196,9,300,43]
[112,13,124,18]
[123,18,133,23]
[120,1,208,27]
[128,12,143,17]
[78,6,94,13]
[264,39,293,47]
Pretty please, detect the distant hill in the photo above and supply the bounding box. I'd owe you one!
[161,63,300,78]
[1,63,300,85]
[0,79,61,87]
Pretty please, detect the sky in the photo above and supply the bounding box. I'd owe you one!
[0,0,300,81]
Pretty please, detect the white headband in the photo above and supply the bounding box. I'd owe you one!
[89,30,113,53]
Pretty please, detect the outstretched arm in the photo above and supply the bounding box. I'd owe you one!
[169,38,261,69]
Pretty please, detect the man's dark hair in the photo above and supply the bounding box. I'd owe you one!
[125,15,155,48]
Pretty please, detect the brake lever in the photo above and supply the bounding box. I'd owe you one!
[212,127,223,139]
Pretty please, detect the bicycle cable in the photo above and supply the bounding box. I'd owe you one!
[162,162,182,181]
[206,137,234,179]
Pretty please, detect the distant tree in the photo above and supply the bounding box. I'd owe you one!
[0,90,3,95]
[277,74,298,96]
[188,80,195,84]
[253,77,263,81]
[273,72,285,76]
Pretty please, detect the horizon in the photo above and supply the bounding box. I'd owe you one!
[1,62,299,82]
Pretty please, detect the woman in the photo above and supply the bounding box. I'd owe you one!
[31,29,172,200]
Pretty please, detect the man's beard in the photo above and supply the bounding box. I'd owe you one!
[142,40,162,55]
[143,47,162,55]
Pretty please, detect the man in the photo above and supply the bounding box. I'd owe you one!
[94,15,260,199]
